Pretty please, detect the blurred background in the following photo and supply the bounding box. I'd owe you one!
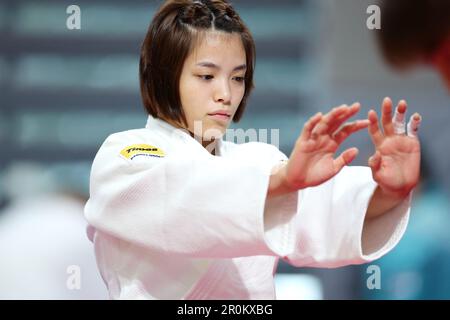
[0,0,449,299]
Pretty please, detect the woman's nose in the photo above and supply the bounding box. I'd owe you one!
[214,80,232,104]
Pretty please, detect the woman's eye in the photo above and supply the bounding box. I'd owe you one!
[199,75,214,80]
[234,76,245,83]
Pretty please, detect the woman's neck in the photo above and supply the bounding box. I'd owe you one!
[187,130,218,155]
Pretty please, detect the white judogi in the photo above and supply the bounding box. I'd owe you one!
[84,115,411,299]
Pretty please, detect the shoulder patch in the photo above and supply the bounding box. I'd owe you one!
[120,144,165,160]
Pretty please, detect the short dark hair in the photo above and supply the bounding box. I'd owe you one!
[377,0,450,68]
[139,0,256,127]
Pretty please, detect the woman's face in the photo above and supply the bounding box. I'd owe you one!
[179,31,247,142]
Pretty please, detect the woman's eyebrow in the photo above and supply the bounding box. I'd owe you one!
[196,61,247,71]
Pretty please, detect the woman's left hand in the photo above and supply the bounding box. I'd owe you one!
[367,97,422,199]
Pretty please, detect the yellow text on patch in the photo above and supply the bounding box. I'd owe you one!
[120,144,165,160]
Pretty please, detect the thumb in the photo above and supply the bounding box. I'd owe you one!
[368,151,382,171]
[334,147,359,172]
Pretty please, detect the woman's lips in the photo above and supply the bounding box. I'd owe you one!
[208,113,231,121]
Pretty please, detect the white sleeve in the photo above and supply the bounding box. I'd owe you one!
[283,166,411,268]
[84,135,298,259]
[260,146,299,258]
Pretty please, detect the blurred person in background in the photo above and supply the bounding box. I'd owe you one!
[0,162,107,299]
[377,0,450,90]
[366,0,450,299]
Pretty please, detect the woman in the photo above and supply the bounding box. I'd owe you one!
[85,0,421,299]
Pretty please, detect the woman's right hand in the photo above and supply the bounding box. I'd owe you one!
[268,103,369,197]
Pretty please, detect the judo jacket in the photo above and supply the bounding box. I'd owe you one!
[84,115,412,299]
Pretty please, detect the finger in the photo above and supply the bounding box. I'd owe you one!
[392,100,407,135]
[407,113,422,138]
[333,147,359,172]
[333,119,370,145]
[327,102,362,134]
[381,97,395,136]
[368,151,382,172]
[301,112,323,140]
[311,105,349,137]
[368,109,384,146]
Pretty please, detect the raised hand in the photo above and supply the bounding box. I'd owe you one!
[281,103,370,191]
[367,97,421,199]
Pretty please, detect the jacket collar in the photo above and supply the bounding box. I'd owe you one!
[145,115,224,156]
